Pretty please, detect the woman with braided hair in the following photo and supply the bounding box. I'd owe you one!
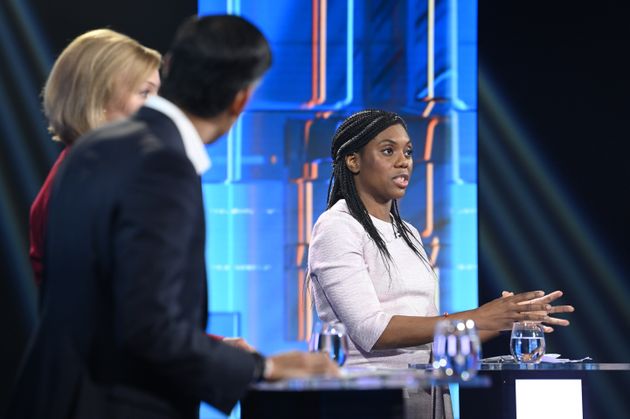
[308,109,574,418]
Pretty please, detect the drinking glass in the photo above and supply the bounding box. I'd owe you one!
[432,319,480,381]
[510,321,546,363]
[309,321,349,366]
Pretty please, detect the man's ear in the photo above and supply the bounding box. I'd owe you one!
[228,86,255,117]
[345,153,360,174]
[161,53,171,78]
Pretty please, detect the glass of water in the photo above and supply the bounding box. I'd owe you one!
[510,321,546,363]
[309,321,349,366]
[432,319,481,381]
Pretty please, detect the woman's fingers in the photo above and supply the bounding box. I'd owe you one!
[515,311,571,326]
[480,290,573,331]
[542,315,570,326]
[515,302,551,313]
[508,291,545,304]
[514,290,564,306]
[517,311,549,322]
[537,290,563,304]
[548,304,574,314]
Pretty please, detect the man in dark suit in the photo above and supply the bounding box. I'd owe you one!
[5,15,337,419]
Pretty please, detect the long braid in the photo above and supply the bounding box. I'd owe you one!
[391,200,436,275]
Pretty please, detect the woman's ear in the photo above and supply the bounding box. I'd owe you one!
[345,153,360,174]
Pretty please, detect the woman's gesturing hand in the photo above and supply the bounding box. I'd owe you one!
[500,290,575,332]
[473,290,574,331]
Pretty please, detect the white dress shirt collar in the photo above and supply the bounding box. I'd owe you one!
[144,95,211,175]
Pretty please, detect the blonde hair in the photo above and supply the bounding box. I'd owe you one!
[43,29,161,145]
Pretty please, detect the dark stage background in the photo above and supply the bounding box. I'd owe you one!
[0,0,197,411]
[479,0,630,416]
[1,0,629,417]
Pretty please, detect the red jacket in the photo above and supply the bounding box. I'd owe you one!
[29,148,69,286]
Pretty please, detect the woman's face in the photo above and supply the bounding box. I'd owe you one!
[105,69,160,122]
[346,123,413,208]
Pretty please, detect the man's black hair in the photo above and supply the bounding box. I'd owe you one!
[160,15,272,118]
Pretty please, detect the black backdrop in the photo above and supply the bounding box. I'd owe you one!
[479,0,630,356]
[29,0,196,55]
[480,1,630,250]
[479,1,630,416]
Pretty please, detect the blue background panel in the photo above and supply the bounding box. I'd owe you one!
[198,1,477,417]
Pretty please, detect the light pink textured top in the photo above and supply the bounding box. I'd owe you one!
[309,199,439,368]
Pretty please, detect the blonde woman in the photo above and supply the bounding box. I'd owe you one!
[28,28,255,355]
[29,29,161,285]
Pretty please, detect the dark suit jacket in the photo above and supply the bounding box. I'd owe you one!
[6,108,256,419]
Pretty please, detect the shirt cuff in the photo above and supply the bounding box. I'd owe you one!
[250,352,267,383]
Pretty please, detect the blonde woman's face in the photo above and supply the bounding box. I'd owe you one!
[104,69,160,122]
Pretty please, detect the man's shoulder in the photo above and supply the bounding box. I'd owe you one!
[74,112,180,160]
[76,118,148,149]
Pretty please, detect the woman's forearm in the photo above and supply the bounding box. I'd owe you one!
[372,315,439,350]
[372,309,500,350]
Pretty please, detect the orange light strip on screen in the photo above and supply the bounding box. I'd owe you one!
[304,119,314,148]
[429,237,440,266]
[297,162,313,266]
[422,0,435,117]
[297,269,306,339]
[417,0,438,261]
[421,163,434,237]
[296,160,320,341]
[306,182,313,242]
[296,123,313,339]
[295,159,317,266]
[305,283,313,342]
[306,162,320,242]
[308,0,319,106]
[318,0,327,105]
[316,110,332,119]
[422,100,435,118]
[427,0,434,98]
[423,118,438,161]
[296,118,314,267]
[299,272,315,343]
[296,174,305,266]
[310,161,319,179]
[304,0,327,107]
[296,118,324,341]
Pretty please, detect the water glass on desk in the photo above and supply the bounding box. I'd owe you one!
[510,321,545,363]
[432,319,480,380]
[309,322,349,366]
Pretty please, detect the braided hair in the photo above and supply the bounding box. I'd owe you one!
[327,109,431,269]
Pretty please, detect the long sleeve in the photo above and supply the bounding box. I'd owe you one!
[309,209,393,352]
